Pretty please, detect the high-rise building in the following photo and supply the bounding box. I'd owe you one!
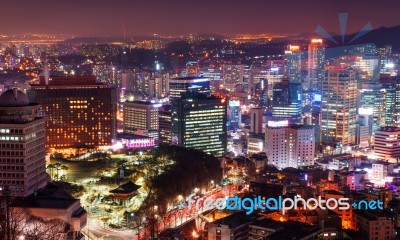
[272,82,302,124]
[123,100,161,139]
[0,89,47,197]
[222,64,244,91]
[250,108,264,134]
[169,77,210,100]
[265,125,315,169]
[171,92,227,156]
[306,39,325,92]
[374,126,400,160]
[159,105,172,145]
[359,83,386,138]
[228,100,241,131]
[285,45,303,83]
[321,68,357,147]
[29,75,117,148]
[354,55,380,86]
[380,76,398,125]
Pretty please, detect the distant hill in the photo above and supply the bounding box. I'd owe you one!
[346,25,400,51]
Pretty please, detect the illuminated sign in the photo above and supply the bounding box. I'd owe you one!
[229,100,240,107]
[358,107,373,115]
[311,39,323,43]
[289,45,300,51]
[268,120,289,127]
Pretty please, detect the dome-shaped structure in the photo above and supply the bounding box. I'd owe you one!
[0,89,30,107]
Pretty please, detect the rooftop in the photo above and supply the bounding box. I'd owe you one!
[0,89,31,107]
[212,211,252,228]
[110,181,141,194]
[11,182,80,209]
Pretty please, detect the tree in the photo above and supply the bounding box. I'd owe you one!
[1,207,71,240]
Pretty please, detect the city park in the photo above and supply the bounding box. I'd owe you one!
[46,145,236,239]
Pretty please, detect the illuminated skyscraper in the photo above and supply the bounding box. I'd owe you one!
[272,82,302,124]
[380,76,400,126]
[169,77,210,100]
[29,76,117,148]
[306,39,325,92]
[228,100,241,131]
[359,83,386,140]
[171,92,227,156]
[159,105,172,145]
[321,68,358,147]
[285,45,303,83]
[0,89,47,197]
[123,100,161,139]
[222,64,244,91]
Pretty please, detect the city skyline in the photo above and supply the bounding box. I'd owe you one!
[1,0,400,36]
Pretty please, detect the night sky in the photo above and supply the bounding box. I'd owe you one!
[2,0,400,36]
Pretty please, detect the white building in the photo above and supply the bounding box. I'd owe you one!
[265,125,315,169]
[374,126,400,160]
[371,162,394,180]
[0,89,48,197]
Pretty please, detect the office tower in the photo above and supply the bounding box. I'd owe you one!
[171,92,227,156]
[222,64,244,91]
[250,64,268,95]
[29,75,117,148]
[380,77,397,125]
[123,100,160,138]
[272,82,302,124]
[250,108,264,134]
[199,67,222,93]
[285,45,302,83]
[148,73,170,99]
[321,68,357,147]
[306,39,325,92]
[374,126,400,160]
[0,89,47,197]
[265,125,315,169]
[227,100,241,131]
[359,83,386,138]
[169,77,210,100]
[354,55,380,86]
[159,105,172,145]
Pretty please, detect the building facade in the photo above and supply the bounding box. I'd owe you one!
[171,92,227,156]
[374,126,400,160]
[29,76,117,148]
[321,68,358,147]
[169,77,210,100]
[0,89,47,197]
[265,125,315,169]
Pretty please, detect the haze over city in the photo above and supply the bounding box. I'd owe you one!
[1,0,400,36]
